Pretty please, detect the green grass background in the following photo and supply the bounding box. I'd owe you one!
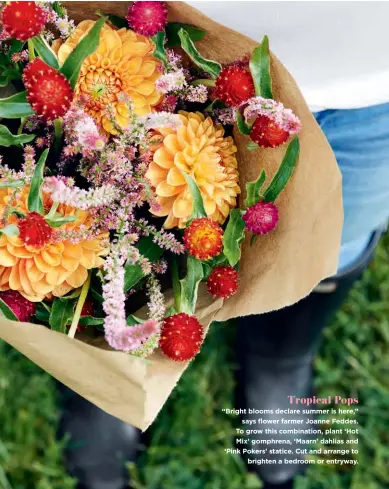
[0,233,388,489]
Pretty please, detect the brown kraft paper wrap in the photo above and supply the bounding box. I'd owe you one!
[0,2,343,430]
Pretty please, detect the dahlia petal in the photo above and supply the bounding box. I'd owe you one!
[138,61,156,77]
[164,212,178,229]
[62,243,83,258]
[9,264,21,290]
[79,249,96,269]
[66,266,88,288]
[151,196,175,217]
[52,283,73,298]
[163,134,181,156]
[0,267,11,287]
[166,167,186,186]
[0,248,18,267]
[6,243,34,259]
[156,181,181,198]
[134,81,155,96]
[173,196,192,219]
[154,147,174,169]
[34,254,53,273]
[41,250,61,267]
[204,198,217,216]
[26,263,44,284]
[30,279,54,295]
[19,290,44,303]
[18,260,35,296]
[173,153,190,172]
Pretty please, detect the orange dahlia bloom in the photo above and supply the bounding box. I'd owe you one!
[0,186,108,302]
[146,112,240,229]
[56,20,162,134]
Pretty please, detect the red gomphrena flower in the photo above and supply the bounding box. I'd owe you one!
[0,290,36,322]
[215,65,255,107]
[1,1,47,41]
[207,265,238,299]
[250,115,290,148]
[183,217,223,261]
[23,58,73,121]
[18,211,53,249]
[126,1,168,37]
[159,313,204,362]
[243,201,279,235]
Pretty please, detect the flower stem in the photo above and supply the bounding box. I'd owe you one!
[190,78,216,87]
[53,117,63,154]
[27,39,35,61]
[170,257,181,312]
[17,117,25,135]
[68,272,91,338]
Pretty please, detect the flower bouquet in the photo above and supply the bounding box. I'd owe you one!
[0,1,342,429]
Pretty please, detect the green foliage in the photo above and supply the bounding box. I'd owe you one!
[0,225,19,237]
[0,91,34,119]
[223,208,246,267]
[60,17,106,88]
[96,10,127,29]
[249,35,273,99]
[28,148,49,214]
[49,298,75,333]
[245,169,267,208]
[182,172,207,220]
[179,256,204,315]
[45,215,77,228]
[235,110,251,136]
[165,23,206,48]
[178,28,221,79]
[31,36,59,69]
[124,237,164,292]
[151,31,169,69]
[0,298,18,321]
[0,125,35,147]
[263,137,300,202]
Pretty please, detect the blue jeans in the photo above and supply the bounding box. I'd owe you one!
[315,103,389,271]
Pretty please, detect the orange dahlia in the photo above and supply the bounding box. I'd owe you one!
[56,20,162,134]
[146,111,240,229]
[0,186,108,302]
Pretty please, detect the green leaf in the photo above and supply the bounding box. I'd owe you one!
[249,35,273,99]
[96,10,127,29]
[31,36,59,69]
[28,148,49,214]
[204,99,227,113]
[78,315,105,326]
[151,31,169,69]
[45,215,77,228]
[247,141,259,151]
[0,297,18,321]
[223,209,246,267]
[124,237,164,292]
[0,224,19,237]
[52,1,67,18]
[202,262,213,280]
[263,137,300,202]
[180,256,204,315]
[166,22,206,48]
[34,303,51,323]
[0,124,35,147]
[0,91,34,119]
[0,180,25,189]
[126,314,143,326]
[49,298,75,333]
[182,172,207,220]
[60,17,107,89]
[8,39,25,56]
[245,169,267,207]
[178,28,221,79]
[235,110,251,136]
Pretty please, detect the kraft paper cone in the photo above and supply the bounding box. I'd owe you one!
[0,2,343,430]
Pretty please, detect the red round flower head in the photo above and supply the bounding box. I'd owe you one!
[184,218,223,261]
[159,313,204,362]
[243,201,279,235]
[250,115,290,148]
[18,211,53,249]
[207,265,238,299]
[126,1,168,37]
[0,290,35,322]
[1,1,46,41]
[215,65,255,107]
[23,58,73,121]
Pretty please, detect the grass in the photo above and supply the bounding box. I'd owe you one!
[0,232,388,489]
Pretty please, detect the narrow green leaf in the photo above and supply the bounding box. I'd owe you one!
[78,315,105,326]
[182,172,207,220]
[235,110,251,136]
[31,36,59,68]
[0,91,34,119]
[0,180,25,189]
[28,148,49,214]
[249,35,273,99]
[151,31,169,69]
[178,28,221,79]
[45,215,77,228]
[0,297,18,321]
[0,224,19,237]
[166,22,206,48]
[8,39,25,56]
[49,298,75,333]
[223,208,246,267]
[263,137,300,202]
[245,169,267,207]
[124,237,164,292]
[97,10,127,29]
[247,141,259,151]
[180,256,204,315]
[60,17,107,89]
[126,314,143,326]
[0,124,35,147]
[34,302,51,323]
[204,99,227,113]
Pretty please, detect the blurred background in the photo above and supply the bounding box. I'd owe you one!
[0,232,388,489]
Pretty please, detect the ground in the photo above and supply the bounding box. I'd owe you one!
[0,233,388,489]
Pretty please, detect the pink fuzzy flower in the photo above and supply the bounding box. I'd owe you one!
[243,201,279,235]
[126,1,168,37]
